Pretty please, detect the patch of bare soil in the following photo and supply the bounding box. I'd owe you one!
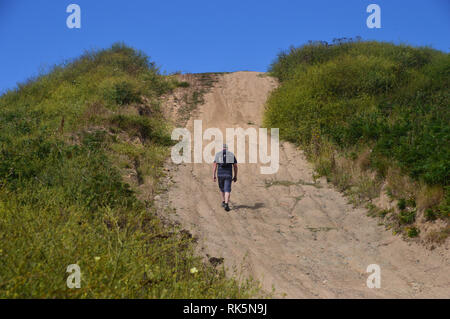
[158,72,449,298]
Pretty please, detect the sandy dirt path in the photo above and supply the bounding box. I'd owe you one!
[164,71,449,298]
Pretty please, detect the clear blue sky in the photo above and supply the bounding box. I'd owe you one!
[0,0,449,92]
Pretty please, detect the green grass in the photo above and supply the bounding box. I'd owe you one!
[406,227,420,238]
[0,43,260,298]
[265,40,449,224]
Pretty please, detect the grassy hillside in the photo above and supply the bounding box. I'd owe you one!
[265,40,449,242]
[0,44,259,298]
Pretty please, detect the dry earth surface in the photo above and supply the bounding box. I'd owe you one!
[157,71,449,298]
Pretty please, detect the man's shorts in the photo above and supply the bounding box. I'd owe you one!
[218,177,232,193]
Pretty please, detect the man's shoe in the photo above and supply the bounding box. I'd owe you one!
[222,201,226,208]
[224,203,230,212]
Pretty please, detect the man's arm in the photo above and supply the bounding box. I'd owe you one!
[233,164,238,182]
[213,162,217,181]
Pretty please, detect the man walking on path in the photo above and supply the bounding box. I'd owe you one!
[213,144,237,211]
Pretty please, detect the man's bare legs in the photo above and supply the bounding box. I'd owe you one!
[220,192,230,204]
[224,192,230,204]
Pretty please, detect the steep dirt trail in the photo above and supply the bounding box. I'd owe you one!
[164,72,449,298]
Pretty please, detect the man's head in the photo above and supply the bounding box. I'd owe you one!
[223,144,228,150]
